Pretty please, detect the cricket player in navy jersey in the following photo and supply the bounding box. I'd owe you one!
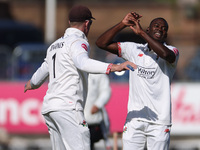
[24,5,137,150]
[96,12,179,150]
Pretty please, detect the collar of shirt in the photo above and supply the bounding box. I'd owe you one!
[63,27,88,42]
[144,43,149,52]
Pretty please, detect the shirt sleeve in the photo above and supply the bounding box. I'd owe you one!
[30,58,49,89]
[117,41,139,61]
[94,74,111,109]
[166,45,179,65]
[70,40,111,74]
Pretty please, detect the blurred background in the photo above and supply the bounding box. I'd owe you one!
[0,0,200,150]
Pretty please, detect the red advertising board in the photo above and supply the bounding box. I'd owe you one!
[0,82,48,134]
[1,82,200,135]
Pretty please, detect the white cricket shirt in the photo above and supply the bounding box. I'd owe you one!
[118,42,179,125]
[84,74,111,124]
[31,28,111,114]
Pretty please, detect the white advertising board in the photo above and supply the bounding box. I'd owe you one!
[171,82,200,135]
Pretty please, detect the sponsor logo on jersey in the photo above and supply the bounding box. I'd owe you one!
[138,53,143,57]
[81,43,88,51]
[50,42,64,51]
[137,66,156,79]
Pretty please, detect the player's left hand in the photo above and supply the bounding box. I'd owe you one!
[122,12,142,27]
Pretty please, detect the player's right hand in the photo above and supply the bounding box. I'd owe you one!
[111,61,137,72]
[24,80,32,93]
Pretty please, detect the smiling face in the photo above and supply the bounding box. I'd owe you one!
[147,18,168,43]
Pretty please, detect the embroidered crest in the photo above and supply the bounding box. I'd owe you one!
[80,120,88,127]
[123,126,127,133]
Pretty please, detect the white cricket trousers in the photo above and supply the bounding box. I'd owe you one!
[122,119,171,150]
[43,110,90,150]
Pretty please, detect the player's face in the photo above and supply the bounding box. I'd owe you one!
[147,18,168,43]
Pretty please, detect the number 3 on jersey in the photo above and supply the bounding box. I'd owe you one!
[52,53,56,78]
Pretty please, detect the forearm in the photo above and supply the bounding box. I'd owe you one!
[73,52,137,74]
[31,74,48,89]
[139,31,175,63]
[96,22,126,54]
[74,52,110,74]
[31,61,49,89]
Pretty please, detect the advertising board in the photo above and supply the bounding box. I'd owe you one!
[0,82,200,135]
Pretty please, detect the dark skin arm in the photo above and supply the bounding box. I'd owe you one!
[138,30,175,63]
[95,12,141,55]
[96,22,126,56]
[96,12,176,63]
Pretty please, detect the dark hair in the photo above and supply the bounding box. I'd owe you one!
[150,17,169,31]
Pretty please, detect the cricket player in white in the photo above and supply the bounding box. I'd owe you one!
[84,74,112,150]
[96,12,179,150]
[24,5,136,150]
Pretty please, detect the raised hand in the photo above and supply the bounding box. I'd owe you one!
[129,12,143,35]
[122,12,142,27]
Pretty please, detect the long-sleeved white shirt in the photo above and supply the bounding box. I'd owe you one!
[84,74,111,124]
[30,28,111,114]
